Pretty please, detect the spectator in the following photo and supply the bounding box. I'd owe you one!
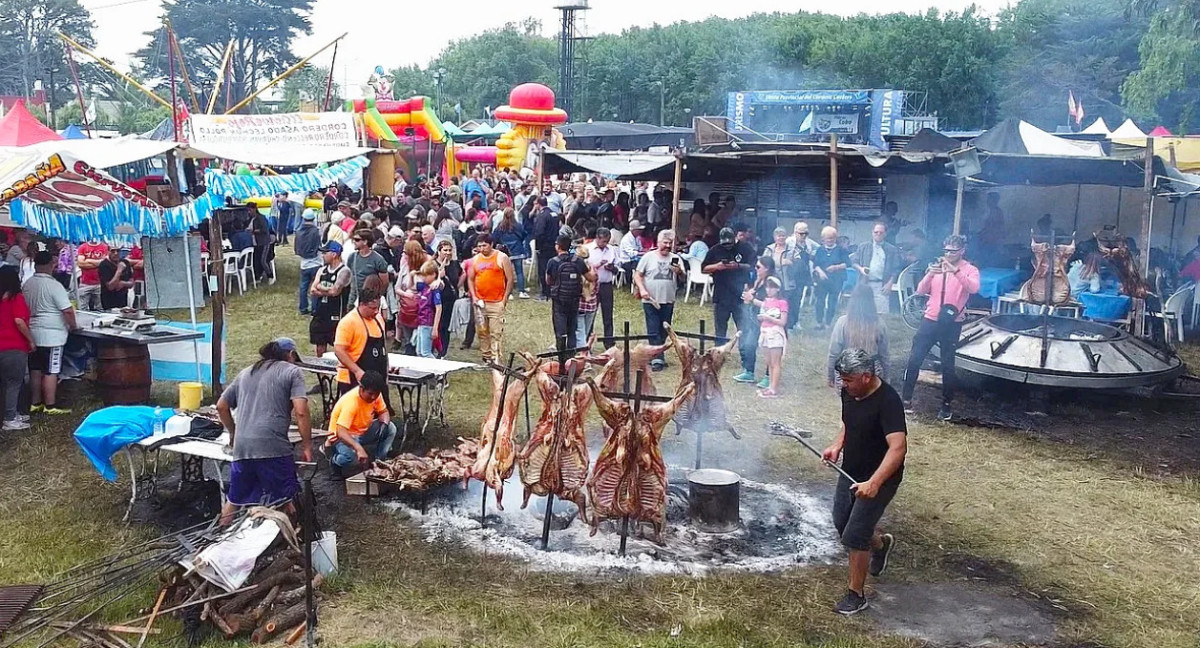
[4,230,32,266]
[275,192,296,245]
[324,369,395,479]
[618,220,649,278]
[467,234,515,364]
[346,230,390,302]
[546,235,592,349]
[309,242,351,357]
[575,245,599,349]
[734,256,775,385]
[529,197,559,301]
[407,261,443,358]
[751,276,789,398]
[215,337,312,524]
[295,210,322,315]
[492,207,530,299]
[433,240,461,357]
[813,226,850,330]
[827,283,891,389]
[98,247,134,310]
[75,238,108,310]
[634,229,683,370]
[0,266,33,430]
[462,169,489,211]
[852,222,903,315]
[23,251,77,415]
[584,227,618,348]
[702,227,754,346]
[900,235,980,421]
[250,204,274,282]
[764,227,799,327]
[52,239,73,290]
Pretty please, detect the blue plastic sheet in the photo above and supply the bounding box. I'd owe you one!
[73,406,172,482]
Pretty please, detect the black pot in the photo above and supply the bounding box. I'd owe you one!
[687,469,741,533]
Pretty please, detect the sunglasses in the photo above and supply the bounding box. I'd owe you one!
[944,248,963,253]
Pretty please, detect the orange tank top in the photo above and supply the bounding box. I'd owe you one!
[473,251,506,302]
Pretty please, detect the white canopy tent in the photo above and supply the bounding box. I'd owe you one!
[1109,119,1147,140]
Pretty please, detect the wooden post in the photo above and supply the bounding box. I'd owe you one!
[209,214,226,396]
[952,176,965,236]
[829,134,839,227]
[1141,137,1155,278]
[671,151,684,235]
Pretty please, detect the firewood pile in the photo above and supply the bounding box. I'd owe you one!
[164,545,324,645]
[366,437,480,490]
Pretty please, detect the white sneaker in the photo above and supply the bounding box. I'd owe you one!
[3,419,30,431]
[15,413,30,423]
[519,291,531,299]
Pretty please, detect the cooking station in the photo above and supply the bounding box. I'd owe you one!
[73,311,207,405]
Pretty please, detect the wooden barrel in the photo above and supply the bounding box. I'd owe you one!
[96,343,152,405]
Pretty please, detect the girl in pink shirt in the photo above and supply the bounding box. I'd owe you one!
[753,276,789,398]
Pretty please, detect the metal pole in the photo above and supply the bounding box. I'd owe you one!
[829,134,839,227]
[209,215,226,395]
[224,33,347,115]
[1141,138,1155,278]
[300,465,317,648]
[619,370,646,557]
[323,41,339,112]
[671,152,683,235]
[659,82,665,127]
[165,19,200,112]
[952,176,965,236]
[481,353,516,526]
[698,319,706,353]
[179,232,203,385]
[166,27,179,143]
[62,41,91,138]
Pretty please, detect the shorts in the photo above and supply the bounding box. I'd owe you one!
[832,474,900,551]
[29,346,63,375]
[227,456,299,506]
[759,326,788,351]
[309,317,337,345]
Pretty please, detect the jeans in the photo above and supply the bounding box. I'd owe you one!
[299,266,318,313]
[576,310,597,349]
[868,281,891,315]
[814,277,841,326]
[739,307,760,373]
[537,252,554,299]
[597,282,615,347]
[641,302,675,363]
[785,288,802,329]
[0,350,27,421]
[475,300,506,363]
[552,298,580,349]
[331,420,397,469]
[511,257,527,295]
[413,325,434,358]
[712,301,745,344]
[901,317,964,405]
[437,296,456,357]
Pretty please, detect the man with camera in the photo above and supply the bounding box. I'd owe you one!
[899,234,979,421]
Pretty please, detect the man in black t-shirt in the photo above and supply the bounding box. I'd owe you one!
[822,348,908,616]
[702,227,755,344]
[98,247,134,310]
[545,235,594,348]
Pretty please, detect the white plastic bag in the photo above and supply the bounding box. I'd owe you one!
[312,531,338,576]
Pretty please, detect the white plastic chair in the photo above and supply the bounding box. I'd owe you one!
[682,253,713,305]
[1163,282,1194,343]
[223,253,245,295]
[238,248,257,289]
[525,240,538,289]
[895,262,921,308]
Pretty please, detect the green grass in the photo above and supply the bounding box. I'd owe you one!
[2,246,1199,647]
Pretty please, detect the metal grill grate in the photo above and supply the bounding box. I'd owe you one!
[0,585,44,636]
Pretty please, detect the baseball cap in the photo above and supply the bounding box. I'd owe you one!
[273,337,298,353]
[337,200,351,208]
[629,220,645,231]
[318,241,343,254]
[388,226,405,239]
[719,227,735,243]
[302,209,317,221]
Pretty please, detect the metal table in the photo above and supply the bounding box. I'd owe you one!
[297,355,435,447]
[73,311,206,405]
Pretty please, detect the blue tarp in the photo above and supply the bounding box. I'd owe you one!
[74,406,173,481]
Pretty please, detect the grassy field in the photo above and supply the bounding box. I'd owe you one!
[1,246,1198,648]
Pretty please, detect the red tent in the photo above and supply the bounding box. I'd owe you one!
[0,99,63,146]
[1148,126,1174,137]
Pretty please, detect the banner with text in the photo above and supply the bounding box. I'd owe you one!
[188,112,357,148]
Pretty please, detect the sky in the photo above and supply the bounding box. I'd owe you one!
[83,0,1013,90]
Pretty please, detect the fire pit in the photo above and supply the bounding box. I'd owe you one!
[687,469,741,533]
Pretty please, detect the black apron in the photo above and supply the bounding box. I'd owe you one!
[349,310,388,388]
[313,264,349,323]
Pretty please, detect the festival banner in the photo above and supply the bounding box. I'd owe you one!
[188,112,357,148]
[0,150,155,212]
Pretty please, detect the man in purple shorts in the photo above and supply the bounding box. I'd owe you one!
[216,337,313,525]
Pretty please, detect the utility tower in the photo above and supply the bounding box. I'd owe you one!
[554,0,589,118]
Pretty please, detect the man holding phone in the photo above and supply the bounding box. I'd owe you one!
[634,229,683,371]
[702,227,755,344]
[584,227,618,348]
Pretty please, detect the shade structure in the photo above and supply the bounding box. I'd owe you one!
[1148,126,1174,137]
[59,124,88,140]
[1081,118,1110,136]
[972,119,1104,157]
[1109,119,1146,140]
[0,100,63,146]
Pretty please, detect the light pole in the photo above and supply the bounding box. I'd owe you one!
[432,67,446,119]
[655,80,664,126]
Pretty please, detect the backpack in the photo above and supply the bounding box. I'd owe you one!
[398,291,419,329]
[552,254,584,301]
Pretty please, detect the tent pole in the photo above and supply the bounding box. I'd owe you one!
[209,215,226,396]
[952,176,965,236]
[829,134,839,227]
[671,151,683,234]
[1141,138,1154,278]
[179,232,203,386]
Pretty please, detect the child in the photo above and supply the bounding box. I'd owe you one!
[409,261,443,358]
[753,276,789,398]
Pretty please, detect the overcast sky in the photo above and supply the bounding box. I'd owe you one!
[84,0,1013,90]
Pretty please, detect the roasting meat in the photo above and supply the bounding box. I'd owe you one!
[666,325,740,438]
[585,377,696,542]
[516,354,592,520]
[1020,236,1075,305]
[367,438,480,491]
[589,339,674,439]
[468,363,540,508]
[1096,230,1151,299]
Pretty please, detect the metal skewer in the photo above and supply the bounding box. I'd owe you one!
[767,423,858,484]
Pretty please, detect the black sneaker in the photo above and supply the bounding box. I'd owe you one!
[937,404,952,421]
[869,533,894,576]
[834,589,868,616]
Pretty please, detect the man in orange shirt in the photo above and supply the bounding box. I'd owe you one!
[466,233,514,364]
[324,370,394,478]
[333,286,390,408]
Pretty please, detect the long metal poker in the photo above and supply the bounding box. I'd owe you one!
[767,422,858,484]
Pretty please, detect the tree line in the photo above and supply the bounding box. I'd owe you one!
[1,0,1198,133]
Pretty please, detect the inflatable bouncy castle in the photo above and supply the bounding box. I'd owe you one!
[347,96,446,146]
[453,83,567,172]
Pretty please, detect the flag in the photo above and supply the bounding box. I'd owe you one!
[1068,92,1080,125]
[1076,97,1085,126]
[85,97,97,123]
[454,102,462,117]
[484,105,491,118]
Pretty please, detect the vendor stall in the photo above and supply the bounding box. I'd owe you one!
[73,311,205,404]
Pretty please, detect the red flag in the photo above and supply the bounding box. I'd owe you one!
[1068,91,1079,123]
[1076,97,1084,125]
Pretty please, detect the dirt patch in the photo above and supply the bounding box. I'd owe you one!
[871,581,1057,647]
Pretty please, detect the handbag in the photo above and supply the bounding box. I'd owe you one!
[937,263,960,323]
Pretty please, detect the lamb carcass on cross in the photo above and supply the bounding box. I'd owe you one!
[666,325,740,438]
[467,363,540,508]
[1019,234,1075,305]
[516,353,592,521]
[585,376,696,543]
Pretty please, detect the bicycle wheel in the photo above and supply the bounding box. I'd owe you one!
[902,294,928,330]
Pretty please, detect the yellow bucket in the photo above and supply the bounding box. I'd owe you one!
[179,382,204,410]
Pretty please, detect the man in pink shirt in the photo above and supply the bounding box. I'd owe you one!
[900,234,980,421]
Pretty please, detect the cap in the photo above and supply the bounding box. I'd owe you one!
[318,241,343,254]
[273,337,298,353]
[719,227,735,243]
[302,208,317,221]
[388,226,405,239]
[733,221,750,233]
[337,200,352,208]
[629,220,645,231]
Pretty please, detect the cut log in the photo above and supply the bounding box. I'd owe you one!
[272,573,324,608]
[217,571,302,617]
[252,552,300,582]
[251,602,306,644]
[284,622,306,645]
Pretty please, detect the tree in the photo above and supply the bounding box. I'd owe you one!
[276,64,339,112]
[1122,0,1200,130]
[135,0,314,113]
[0,0,94,123]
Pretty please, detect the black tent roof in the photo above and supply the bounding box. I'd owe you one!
[971,118,1029,154]
[902,128,962,154]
